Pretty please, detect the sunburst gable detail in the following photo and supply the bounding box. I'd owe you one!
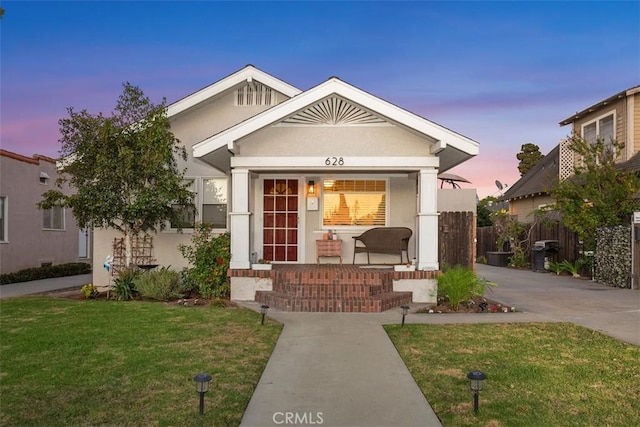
[280,96,387,126]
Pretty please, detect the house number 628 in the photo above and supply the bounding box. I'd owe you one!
[325,157,344,166]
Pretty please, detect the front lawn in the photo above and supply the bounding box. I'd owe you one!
[0,297,282,426]
[386,323,640,427]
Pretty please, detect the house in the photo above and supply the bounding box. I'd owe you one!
[0,149,91,273]
[92,65,479,305]
[505,85,640,221]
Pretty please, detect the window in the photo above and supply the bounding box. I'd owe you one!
[322,179,387,227]
[170,178,229,230]
[202,178,228,229]
[582,113,614,145]
[171,179,196,229]
[43,205,64,230]
[0,197,6,242]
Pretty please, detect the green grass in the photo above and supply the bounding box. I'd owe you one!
[386,323,640,427]
[0,297,282,426]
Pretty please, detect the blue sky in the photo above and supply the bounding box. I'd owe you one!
[1,1,638,197]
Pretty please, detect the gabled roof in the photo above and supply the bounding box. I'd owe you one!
[503,145,559,200]
[166,65,302,118]
[192,76,479,170]
[559,85,640,126]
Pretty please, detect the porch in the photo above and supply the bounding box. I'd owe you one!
[229,264,438,313]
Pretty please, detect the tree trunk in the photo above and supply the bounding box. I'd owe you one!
[124,231,134,267]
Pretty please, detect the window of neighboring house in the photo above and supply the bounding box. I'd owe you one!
[202,178,228,229]
[171,179,196,229]
[0,196,6,242]
[42,205,65,230]
[39,172,50,185]
[322,179,387,227]
[582,113,615,147]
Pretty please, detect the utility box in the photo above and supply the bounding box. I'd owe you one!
[532,240,559,272]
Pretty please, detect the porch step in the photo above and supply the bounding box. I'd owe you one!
[255,265,413,312]
[255,290,413,313]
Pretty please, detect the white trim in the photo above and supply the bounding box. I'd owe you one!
[230,156,439,170]
[193,78,479,159]
[167,65,301,118]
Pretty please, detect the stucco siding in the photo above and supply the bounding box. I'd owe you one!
[0,153,89,273]
[237,125,436,157]
[438,189,477,213]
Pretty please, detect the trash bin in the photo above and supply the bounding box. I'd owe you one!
[532,240,559,272]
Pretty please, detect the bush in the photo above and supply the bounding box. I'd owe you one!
[111,267,141,301]
[0,262,91,285]
[178,224,230,299]
[134,267,182,301]
[437,264,495,311]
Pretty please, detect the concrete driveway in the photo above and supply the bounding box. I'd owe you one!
[476,264,640,345]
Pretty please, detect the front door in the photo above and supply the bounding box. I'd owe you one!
[263,179,298,262]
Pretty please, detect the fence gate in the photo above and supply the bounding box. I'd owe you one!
[439,211,475,269]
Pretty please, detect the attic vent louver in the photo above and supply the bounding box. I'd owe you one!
[235,82,276,106]
[281,96,387,125]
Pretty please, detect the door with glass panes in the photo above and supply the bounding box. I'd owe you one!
[262,179,298,262]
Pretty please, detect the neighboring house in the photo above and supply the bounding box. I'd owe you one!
[92,65,479,301]
[0,149,91,273]
[505,85,640,220]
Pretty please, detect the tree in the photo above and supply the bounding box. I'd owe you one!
[476,196,498,227]
[40,83,195,267]
[550,135,640,250]
[516,143,544,176]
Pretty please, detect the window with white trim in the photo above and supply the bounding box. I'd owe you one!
[43,205,65,230]
[582,113,614,146]
[171,179,196,229]
[170,178,229,229]
[202,178,228,229]
[0,197,7,242]
[322,179,387,227]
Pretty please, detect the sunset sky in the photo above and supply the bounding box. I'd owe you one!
[1,1,638,198]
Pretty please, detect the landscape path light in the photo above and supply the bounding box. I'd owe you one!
[467,370,486,414]
[193,373,212,416]
[260,304,269,325]
[400,305,410,327]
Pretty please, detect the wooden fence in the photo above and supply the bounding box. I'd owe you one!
[476,222,581,265]
[439,211,475,268]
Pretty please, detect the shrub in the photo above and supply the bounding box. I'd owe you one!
[80,283,99,299]
[0,262,91,285]
[178,224,230,298]
[437,264,495,311]
[134,267,182,301]
[111,267,141,301]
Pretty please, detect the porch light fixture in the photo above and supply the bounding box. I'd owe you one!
[467,370,486,414]
[400,305,410,327]
[307,180,315,195]
[193,373,212,415]
[260,304,270,325]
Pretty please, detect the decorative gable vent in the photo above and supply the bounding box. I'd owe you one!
[281,97,387,126]
[235,82,277,106]
[559,138,575,181]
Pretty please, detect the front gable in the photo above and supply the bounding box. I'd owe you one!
[193,77,479,172]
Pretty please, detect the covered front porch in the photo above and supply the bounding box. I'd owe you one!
[229,264,438,313]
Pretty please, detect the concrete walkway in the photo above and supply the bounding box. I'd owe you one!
[0,274,92,299]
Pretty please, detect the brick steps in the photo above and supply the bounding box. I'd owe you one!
[254,267,413,312]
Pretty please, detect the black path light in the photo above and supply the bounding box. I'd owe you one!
[260,304,270,325]
[467,370,487,414]
[193,373,212,415]
[400,305,410,327]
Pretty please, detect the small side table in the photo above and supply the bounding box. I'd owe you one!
[316,239,343,264]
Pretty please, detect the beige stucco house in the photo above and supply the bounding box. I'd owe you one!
[0,149,91,273]
[92,65,479,303]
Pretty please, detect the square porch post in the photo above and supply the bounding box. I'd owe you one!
[416,168,439,270]
[230,168,251,269]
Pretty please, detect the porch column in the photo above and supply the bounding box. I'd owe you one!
[230,168,251,269]
[416,168,439,270]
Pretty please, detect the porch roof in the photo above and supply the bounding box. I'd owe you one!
[193,77,479,173]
